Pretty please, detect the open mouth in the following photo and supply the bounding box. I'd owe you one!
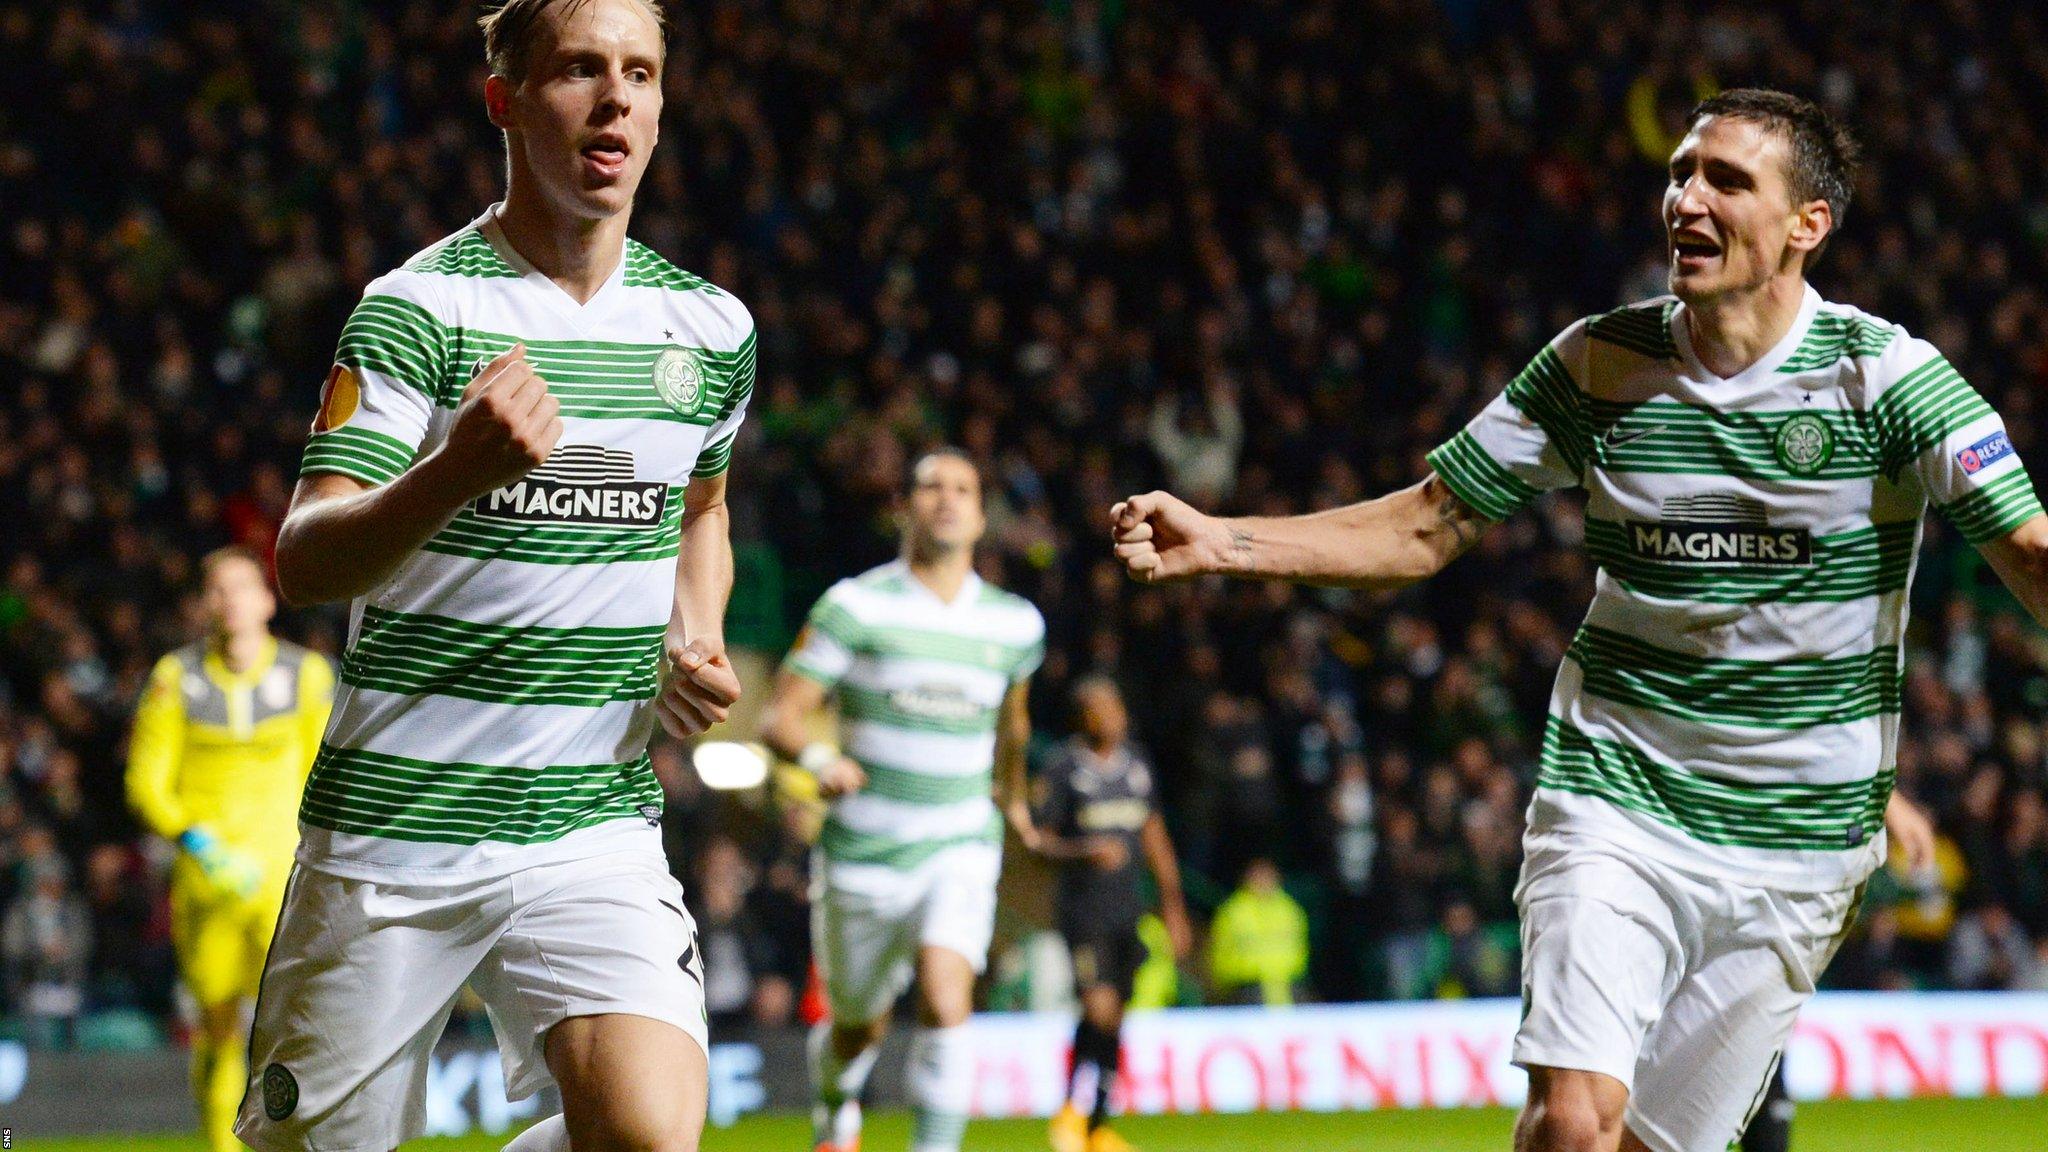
[1672,232,1722,266]
[580,135,630,176]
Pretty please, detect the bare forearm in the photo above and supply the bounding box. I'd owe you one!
[1978,515,2048,627]
[276,458,472,605]
[1142,816,1185,907]
[1213,476,1482,589]
[673,502,733,647]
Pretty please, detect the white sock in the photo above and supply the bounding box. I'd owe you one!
[908,1024,974,1152]
[502,1113,568,1152]
[809,1022,878,1147]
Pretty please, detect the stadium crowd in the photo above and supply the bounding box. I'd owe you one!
[3,0,2048,1045]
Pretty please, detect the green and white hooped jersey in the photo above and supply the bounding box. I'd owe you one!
[1429,286,2043,892]
[783,561,1045,884]
[296,205,755,882]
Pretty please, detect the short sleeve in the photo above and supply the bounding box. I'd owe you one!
[782,585,860,689]
[300,274,448,486]
[1033,753,1074,833]
[1426,325,1587,522]
[1872,342,2045,544]
[691,314,756,480]
[1011,609,1046,683]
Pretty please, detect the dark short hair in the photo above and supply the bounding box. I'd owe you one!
[1688,88,1862,262]
[479,0,666,84]
[905,446,980,496]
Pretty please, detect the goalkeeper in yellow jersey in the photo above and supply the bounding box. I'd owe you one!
[126,546,333,1152]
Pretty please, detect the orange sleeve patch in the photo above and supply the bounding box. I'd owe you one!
[311,364,360,432]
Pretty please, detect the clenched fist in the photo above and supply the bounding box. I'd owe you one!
[1110,491,1232,583]
[656,634,743,739]
[437,344,563,500]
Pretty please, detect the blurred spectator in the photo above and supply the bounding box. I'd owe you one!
[3,845,90,1048]
[1207,858,1309,1007]
[1415,899,1518,1000]
[692,835,794,1032]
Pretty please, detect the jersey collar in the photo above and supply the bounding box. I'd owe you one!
[1671,283,1821,385]
[476,203,629,326]
[204,635,279,687]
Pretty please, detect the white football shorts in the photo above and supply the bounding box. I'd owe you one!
[812,841,1001,1024]
[235,848,707,1152]
[1512,831,1862,1152]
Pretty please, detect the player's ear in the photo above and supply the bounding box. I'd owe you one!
[485,74,514,130]
[1788,197,1831,257]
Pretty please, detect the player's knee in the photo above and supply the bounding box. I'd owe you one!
[566,1112,697,1152]
[915,990,971,1028]
[1080,985,1124,1031]
[197,1000,242,1043]
[831,1018,886,1061]
[1518,1074,1625,1152]
[1518,1102,1612,1152]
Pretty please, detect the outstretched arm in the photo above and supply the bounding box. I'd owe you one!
[1974,515,2048,625]
[1110,473,1489,588]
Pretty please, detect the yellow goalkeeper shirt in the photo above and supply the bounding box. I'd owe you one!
[127,637,334,875]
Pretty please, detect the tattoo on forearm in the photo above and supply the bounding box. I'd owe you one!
[1228,527,1254,562]
[1432,482,1482,549]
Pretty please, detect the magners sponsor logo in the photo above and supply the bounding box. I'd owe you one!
[475,444,666,528]
[1626,493,1811,569]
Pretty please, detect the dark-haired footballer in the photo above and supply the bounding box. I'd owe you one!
[1110,89,2048,1152]
[1035,676,1192,1152]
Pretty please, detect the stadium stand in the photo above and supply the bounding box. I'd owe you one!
[1,0,2047,1047]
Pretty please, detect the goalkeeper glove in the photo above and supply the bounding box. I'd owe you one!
[179,826,264,898]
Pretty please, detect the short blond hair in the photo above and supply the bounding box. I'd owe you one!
[479,0,667,84]
[199,545,264,582]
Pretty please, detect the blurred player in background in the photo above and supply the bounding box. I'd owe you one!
[125,546,333,1152]
[239,1,753,1150]
[1034,676,1191,1152]
[760,449,1045,1152]
[1110,89,2048,1152]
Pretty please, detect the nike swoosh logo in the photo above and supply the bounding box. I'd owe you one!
[1604,425,1663,447]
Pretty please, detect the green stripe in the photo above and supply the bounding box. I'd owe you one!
[806,601,866,648]
[301,426,418,485]
[1585,518,1916,603]
[857,762,993,805]
[405,230,520,279]
[1567,625,1901,729]
[866,627,1040,673]
[818,813,1001,868]
[839,685,998,736]
[338,294,449,399]
[341,607,662,708]
[1778,312,1896,372]
[692,432,736,478]
[1538,718,1891,850]
[1941,467,2044,544]
[1504,346,1594,476]
[1427,430,1537,522]
[444,329,754,426]
[1587,400,1880,480]
[1870,356,1994,477]
[419,485,685,565]
[1585,301,1676,362]
[622,241,725,293]
[300,744,659,845]
[809,604,1038,675]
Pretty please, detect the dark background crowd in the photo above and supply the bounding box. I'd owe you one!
[3,0,2048,1047]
